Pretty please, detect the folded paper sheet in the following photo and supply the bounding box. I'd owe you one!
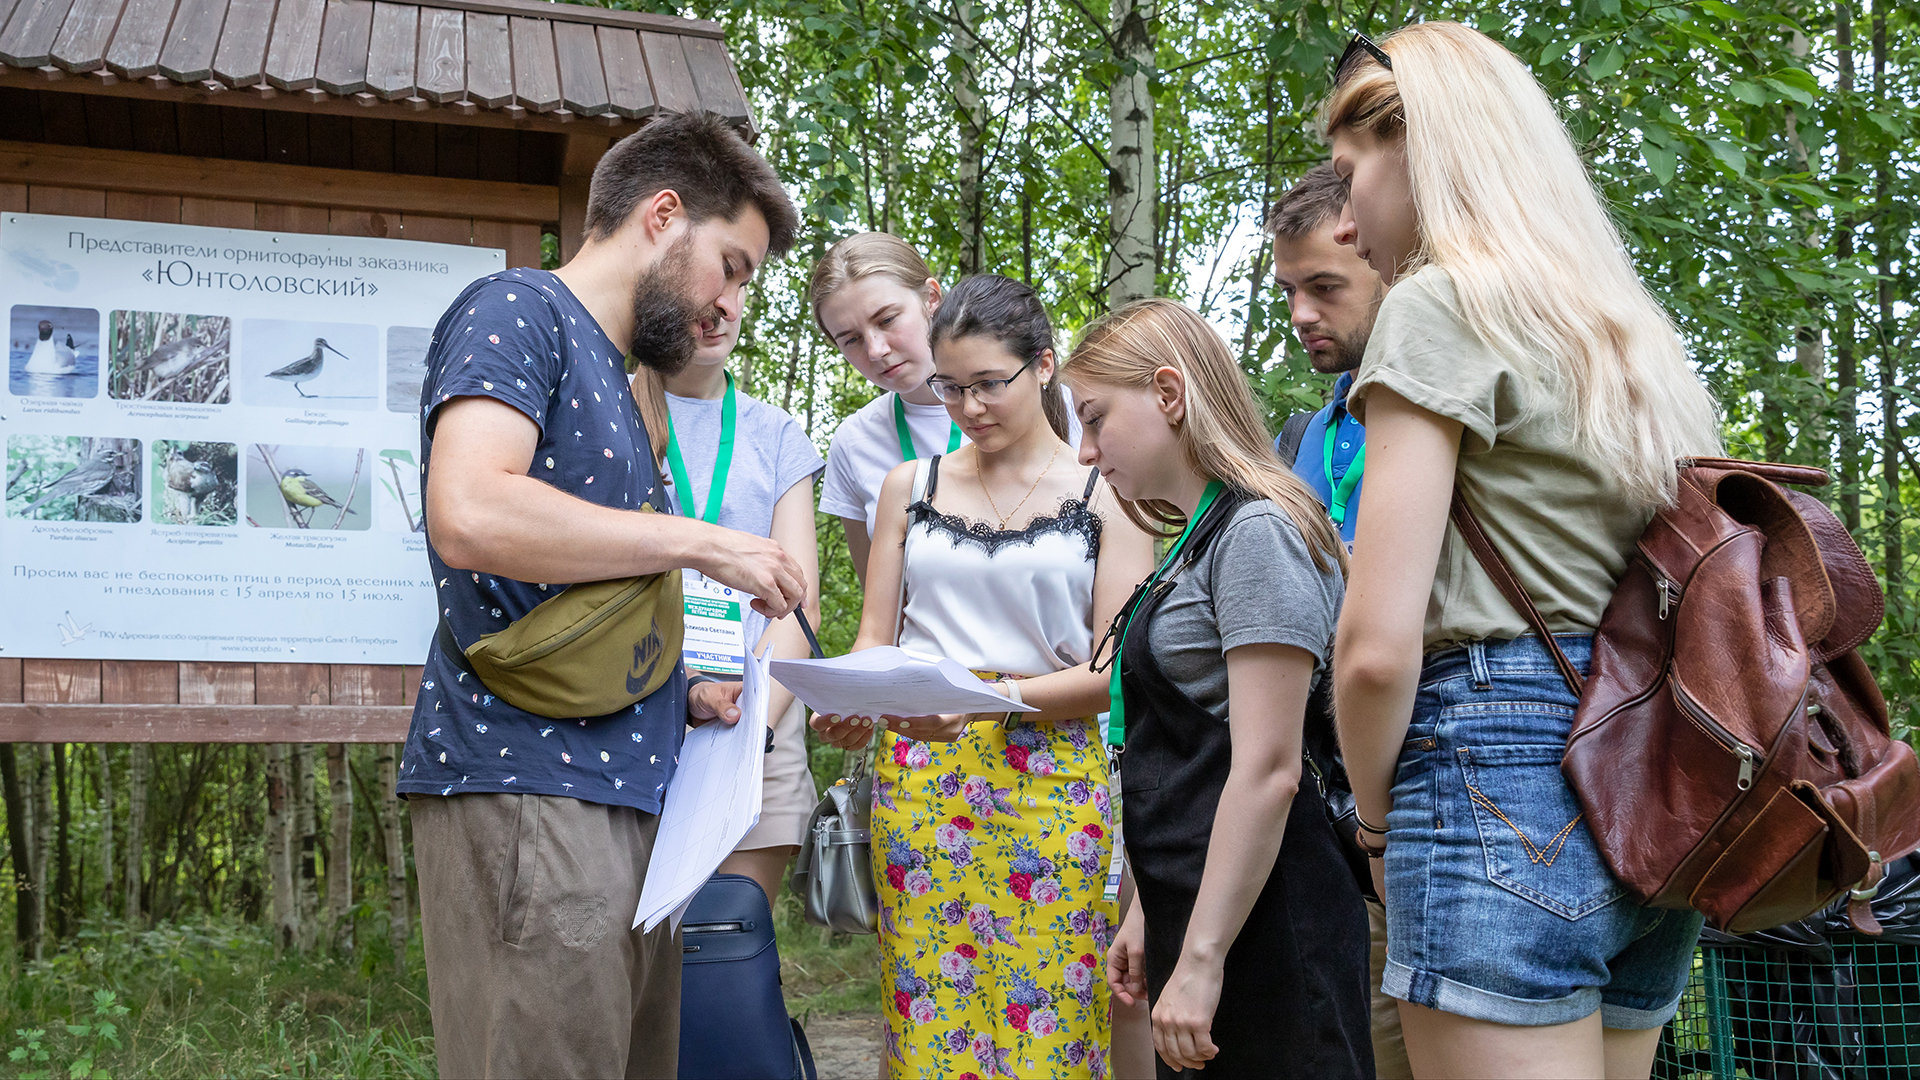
[633,609,771,931]
[768,646,1042,718]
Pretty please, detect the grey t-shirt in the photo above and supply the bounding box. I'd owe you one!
[1145,499,1345,720]
[665,387,824,537]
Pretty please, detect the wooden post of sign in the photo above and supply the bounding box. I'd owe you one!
[337,665,410,966]
[102,662,177,925]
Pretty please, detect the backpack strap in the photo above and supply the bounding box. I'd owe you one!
[1275,410,1316,468]
[1447,487,1587,696]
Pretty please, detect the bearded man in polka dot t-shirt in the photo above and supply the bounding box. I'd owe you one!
[399,112,803,1080]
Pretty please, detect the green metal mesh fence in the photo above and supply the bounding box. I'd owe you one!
[1655,940,1920,1079]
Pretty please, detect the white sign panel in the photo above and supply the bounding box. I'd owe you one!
[0,212,504,664]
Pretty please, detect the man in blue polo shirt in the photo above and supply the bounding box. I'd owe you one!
[1270,163,1384,548]
[1267,163,1406,1078]
[403,113,807,1079]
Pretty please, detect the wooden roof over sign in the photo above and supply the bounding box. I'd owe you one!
[0,0,752,135]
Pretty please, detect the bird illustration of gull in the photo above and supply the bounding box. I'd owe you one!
[23,320,75,374]
[265,338,349,398]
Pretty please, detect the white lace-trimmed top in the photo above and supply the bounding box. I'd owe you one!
[896,455,1102,677]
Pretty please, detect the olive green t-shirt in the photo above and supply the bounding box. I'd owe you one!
[1347,265,1649,651]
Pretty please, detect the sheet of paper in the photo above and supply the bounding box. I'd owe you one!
[633,608,771,931]
[767,646,1042,718]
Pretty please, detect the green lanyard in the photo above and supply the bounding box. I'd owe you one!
[664,370,737,525]
[1323,432,1367,527]
[893,392,962,462]
[1107,480,1225,746]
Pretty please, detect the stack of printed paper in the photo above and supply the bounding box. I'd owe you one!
[768,646,1042,718]
[633,608,771,932]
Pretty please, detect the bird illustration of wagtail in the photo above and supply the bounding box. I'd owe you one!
[19,446,119,517]
[265,339,349,398]
[279,468,356,514]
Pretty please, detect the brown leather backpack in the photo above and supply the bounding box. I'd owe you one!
[1451,458,1920,935]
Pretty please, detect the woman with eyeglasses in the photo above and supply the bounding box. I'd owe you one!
[1326,23,1720,1080]
[813,274,1155,1080]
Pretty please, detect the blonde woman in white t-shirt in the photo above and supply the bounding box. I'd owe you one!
[811,233,966,586]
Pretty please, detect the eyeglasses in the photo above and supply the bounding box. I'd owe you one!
[926,356,1038,405]
[1334,31,1392,84]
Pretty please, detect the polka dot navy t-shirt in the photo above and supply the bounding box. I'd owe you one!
[396,268,687,813]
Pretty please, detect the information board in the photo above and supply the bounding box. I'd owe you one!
[0,212,505,664]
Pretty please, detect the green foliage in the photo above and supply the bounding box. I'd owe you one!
[0,920,434,1078]
[8,989,127,1080]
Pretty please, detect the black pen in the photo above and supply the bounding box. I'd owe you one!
[795,607,825,659]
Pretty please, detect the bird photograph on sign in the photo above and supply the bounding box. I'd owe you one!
[8,304,98,399]
[385,325,433,414]
[246,443,369,531]
[375,448,425,533]
[242,319,379,409]
[5,434,141,522]
[150,440,238,527]
[107,310,232,404]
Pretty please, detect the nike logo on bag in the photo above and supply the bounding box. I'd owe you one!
[626,629,664,694]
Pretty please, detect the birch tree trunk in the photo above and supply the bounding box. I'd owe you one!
[1107,0,1157,308]
[378,742,409,968]
[1836,0,1859,530]
[0,745,37,958]
[1872,0,1897,587]
[32,745,52,959]
[953,0,988,276]
[325,743,353,952]
[124,744,146,924]
[266,743,296,949]
[96,745,113,912]
[294,744,320,952]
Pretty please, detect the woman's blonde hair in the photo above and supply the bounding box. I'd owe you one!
[1323,21,1720,507]
[808,232,935,337]
[1063,299,1348,575]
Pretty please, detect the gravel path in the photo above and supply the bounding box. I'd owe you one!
[801,1013,883,1079]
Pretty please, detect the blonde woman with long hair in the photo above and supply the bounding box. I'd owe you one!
[1065,299,1372,1077]
[1325,23,1722,1079]
[811,233,963,584]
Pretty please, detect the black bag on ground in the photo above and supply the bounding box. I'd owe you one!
[677,874,816,1080]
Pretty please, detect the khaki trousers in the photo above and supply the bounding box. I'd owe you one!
[1368,898,1413,1079]
[412,793,682,1080]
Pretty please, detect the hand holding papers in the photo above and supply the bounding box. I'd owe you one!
[769,646,1042,719]
[633,608,771,932]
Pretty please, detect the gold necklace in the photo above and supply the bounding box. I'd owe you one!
[980,442,1062,528]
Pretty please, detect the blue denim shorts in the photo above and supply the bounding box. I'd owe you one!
[1381,634,1704,1029]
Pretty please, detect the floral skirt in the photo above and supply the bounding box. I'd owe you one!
[871,711,1117,1079]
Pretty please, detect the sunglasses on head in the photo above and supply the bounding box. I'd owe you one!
[1335,31,1393,83]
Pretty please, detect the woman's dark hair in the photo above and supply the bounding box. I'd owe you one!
[927,274,1069,440]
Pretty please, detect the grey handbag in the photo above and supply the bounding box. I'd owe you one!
[791,748,878,935]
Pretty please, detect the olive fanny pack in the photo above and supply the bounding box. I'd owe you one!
[436,561,685,720]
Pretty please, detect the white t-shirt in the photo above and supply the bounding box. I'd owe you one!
[819,394,965,536]
[820,391,1086,537]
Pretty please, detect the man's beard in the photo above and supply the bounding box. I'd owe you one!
[1309,326,1368,375]
[628,235,707,376]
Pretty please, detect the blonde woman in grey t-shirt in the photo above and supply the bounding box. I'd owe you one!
[1324,22,1722,1080]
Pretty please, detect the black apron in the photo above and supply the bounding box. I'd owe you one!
[1119,493,1373,1079]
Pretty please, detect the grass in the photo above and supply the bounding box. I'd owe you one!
[1,918,435,1079]
[0,898,880,1078]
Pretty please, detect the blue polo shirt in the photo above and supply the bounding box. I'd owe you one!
[1279,371,1366,544]
[397,268,687,813]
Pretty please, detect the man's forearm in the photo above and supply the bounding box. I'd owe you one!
[430,470,723,584]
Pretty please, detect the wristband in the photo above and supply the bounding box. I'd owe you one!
[1356,811,1389,836]
[1355,827,1387,858]
[1000,679,1024,706]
